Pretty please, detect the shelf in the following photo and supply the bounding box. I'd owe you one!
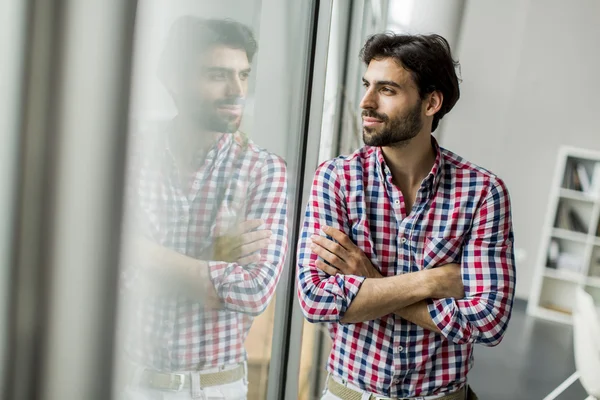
[544,267,583,283]
[559,188,598,202]
[531,147,600,326]
[551,228,589,244]
[562,148,600,162]
[586,276,600,288]
[534,306,573,325]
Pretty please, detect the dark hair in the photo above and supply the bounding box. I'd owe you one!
[159,16,257,82]
[360,33,460,132]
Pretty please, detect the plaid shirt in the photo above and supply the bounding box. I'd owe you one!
[122,123,288,371]
[297,139,515,398]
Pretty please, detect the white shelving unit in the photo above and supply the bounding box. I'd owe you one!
[528,146,600,324]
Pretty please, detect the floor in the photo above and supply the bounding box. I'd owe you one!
[468,299,588,400]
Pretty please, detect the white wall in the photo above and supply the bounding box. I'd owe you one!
[387,0,465,50]
[440,0,600,299]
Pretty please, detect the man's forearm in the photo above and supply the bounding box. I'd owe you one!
[130,237,217,300]
[394,300,441,333]
[340,272,431,323]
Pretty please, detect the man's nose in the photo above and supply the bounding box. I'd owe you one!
[227,76,244,97]
[359,89,377,110]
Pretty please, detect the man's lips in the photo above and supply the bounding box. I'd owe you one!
[217,105,242,116]
[363,117,383,127]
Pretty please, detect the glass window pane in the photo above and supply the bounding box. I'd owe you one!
[114,1,317,399]
[296,1,394,398]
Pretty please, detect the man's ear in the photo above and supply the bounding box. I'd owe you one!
[425,91,443,117]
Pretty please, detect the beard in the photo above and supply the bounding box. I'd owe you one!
[362,99,423,147]
[183,96,245,133]
[201,110,241,133]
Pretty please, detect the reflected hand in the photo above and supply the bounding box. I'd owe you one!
[130,238,219,304]
[310,226,382,279]
[131,237,192,271]
[213,219,272,264]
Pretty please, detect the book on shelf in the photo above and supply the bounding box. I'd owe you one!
[576,163,591,192]
[555,201,588,233]
[568,208,587,233]
[570,163,583,191]
[546,238,584,273]
[589,254,600,278]
[556,253,583,273]
[547,239,560,268]
[591,162,600,196]
[565,160,598,194]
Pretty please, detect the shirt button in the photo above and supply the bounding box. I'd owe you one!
[393,378,400,384]
[398,346,404,352]
[400,237,407,244]
[394,199,400,205]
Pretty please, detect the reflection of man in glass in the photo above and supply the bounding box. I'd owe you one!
[120,17,288,400]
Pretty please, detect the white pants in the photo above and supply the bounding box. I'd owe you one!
[122,380,247,400]
[121,363,248,400]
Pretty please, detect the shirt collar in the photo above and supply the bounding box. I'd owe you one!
[426,136,444,192]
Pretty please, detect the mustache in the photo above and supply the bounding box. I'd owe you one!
[215,97,245,107]
[361,110,388,121]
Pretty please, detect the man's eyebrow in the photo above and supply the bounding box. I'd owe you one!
[202,66,252,74]
[362,77,402,89]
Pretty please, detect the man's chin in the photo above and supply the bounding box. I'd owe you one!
[363,129,408,147]
[220,115,242,133]
[207,118,241,134]
[362,128,384,146]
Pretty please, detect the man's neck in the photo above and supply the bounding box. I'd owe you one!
[380,131,436,191]
[169,115,217,166]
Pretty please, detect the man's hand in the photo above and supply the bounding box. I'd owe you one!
[213,219,272,264]
[426,263,465,299]
[310,226,383,279]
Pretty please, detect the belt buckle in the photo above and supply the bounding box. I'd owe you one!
[167,373,186,391]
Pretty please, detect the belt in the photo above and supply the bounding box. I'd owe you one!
[327,378,466,400]
[133,363,245,392]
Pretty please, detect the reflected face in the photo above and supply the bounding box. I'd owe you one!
[359,58,424,147]
[179,46,251,133]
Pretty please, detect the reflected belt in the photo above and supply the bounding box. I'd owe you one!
[132,363,245,391]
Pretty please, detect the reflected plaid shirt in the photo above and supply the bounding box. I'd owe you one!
[123,126,288,371]
[297,139,516,398]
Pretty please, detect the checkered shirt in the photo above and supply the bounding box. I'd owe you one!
[297,139,516,397]
[122,124,288,371]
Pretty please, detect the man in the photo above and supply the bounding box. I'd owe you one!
[297,33,515,400]
[119,17,288,399]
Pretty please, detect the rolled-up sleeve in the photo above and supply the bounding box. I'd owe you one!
[209,154,288,316]
[428,177,516,346]
[296,160,365,323]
